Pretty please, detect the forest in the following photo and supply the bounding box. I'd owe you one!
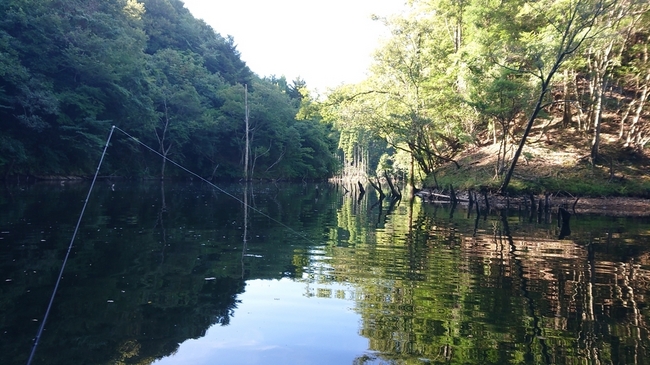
[318,0,650,194]
[1,0,649,192]
[0,0,338,180]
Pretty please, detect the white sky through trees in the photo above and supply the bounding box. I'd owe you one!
[181,0,405,93]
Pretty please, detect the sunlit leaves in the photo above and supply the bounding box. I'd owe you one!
[123,0,145,20]
[327,8,474,178]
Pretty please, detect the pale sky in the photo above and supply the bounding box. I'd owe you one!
[180,0,405,93]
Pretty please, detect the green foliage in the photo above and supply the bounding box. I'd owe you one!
[0,0,337,180]
[2,0,646,189]
[470,69,534,125]
[325,3,482,181]
[320,0,648,196]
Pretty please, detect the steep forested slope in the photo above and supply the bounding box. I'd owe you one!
[0,0,338,180]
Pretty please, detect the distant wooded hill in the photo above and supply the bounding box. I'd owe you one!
[0,0,339,180]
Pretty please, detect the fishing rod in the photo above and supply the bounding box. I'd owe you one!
[26,125,318,364]
[26,126,115,365]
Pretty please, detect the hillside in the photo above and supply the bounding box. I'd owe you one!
[0,0,338,180]
[431,115,650,208]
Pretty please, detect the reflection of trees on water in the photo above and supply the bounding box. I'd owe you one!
[500,212,551,364]
[153,181,168,269]
[4,183,650,364]
[242,182,250,280]
[1,183,248,365]
[2,182,344,365]
[323,195,650,364]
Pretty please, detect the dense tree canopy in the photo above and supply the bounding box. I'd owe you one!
[2,0,648,187]
[0,0,338,180]
[318,0,650,191]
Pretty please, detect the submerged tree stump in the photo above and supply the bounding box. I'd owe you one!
[449,184,457,204]
[384,171,401,200]
[357,181,365,195]
[368,177,385,200]
[558,206,572,239]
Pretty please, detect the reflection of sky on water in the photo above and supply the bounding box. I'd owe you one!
[155,278,368,365]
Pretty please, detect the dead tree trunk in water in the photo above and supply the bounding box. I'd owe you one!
[155,99,173,180]
[449,184,457,204]
[482,188,490,212]
[384,171,401,200]
[368,177,385,200]
[357,181,365,195]
[558,207,571,239]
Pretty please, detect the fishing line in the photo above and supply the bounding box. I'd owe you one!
[26,126,116,365]
[26,125,319,363]
[113,126,318,245]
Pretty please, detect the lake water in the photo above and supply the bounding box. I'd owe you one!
[2,181,650,364]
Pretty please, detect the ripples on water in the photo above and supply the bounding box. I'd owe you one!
[1,182,650,364]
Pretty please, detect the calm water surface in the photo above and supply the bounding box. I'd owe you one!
[1,181,650,364]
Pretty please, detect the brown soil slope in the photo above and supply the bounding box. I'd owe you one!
[430,118,650,216]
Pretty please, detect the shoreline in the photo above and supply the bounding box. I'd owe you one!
[416,188,650,217]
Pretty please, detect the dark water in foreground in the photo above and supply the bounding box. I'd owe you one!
[1,181,650,364]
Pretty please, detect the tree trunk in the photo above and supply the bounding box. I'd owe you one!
[626,70,649,147]
[384,170,401,200]
[499,87,548,193]
[156,99,172,180]
[571,70,586,131]
[368,177,385,200]
[499,0,604,192]
[160,153,166,180]
[242,182,249,278]
[409,154,415,193]
[619,99,636,140]
[589,38,615,164]
[562,69,572,127]
[244,84,250,180]
[590,78,605,164]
